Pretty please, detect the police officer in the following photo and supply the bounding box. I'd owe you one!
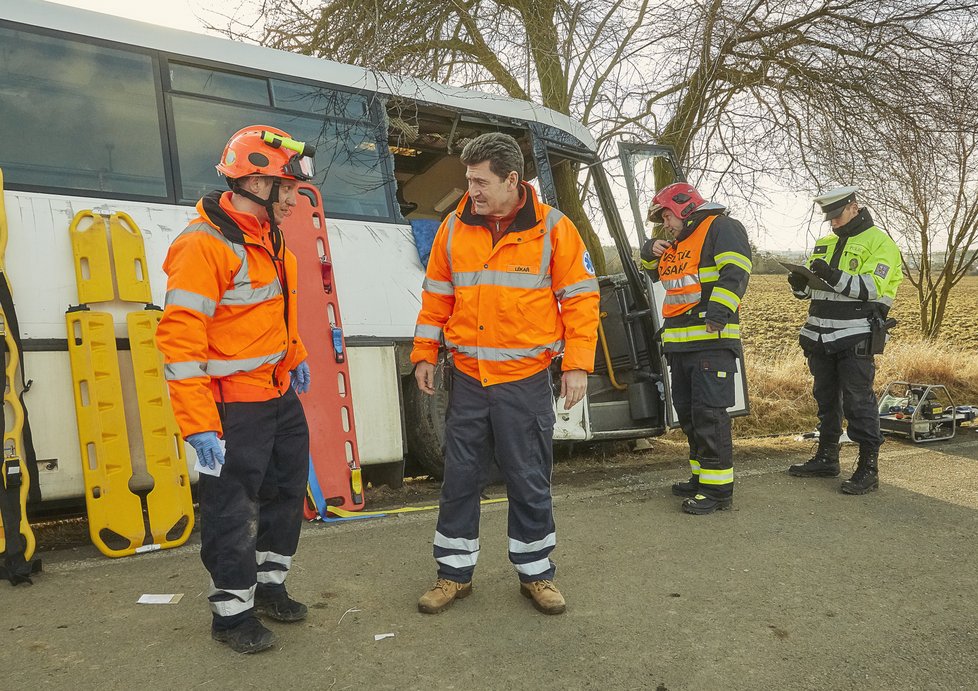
[786,186,903,494]
[640,183,752,515]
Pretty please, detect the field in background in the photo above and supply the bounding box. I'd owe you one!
[734,274,978,436]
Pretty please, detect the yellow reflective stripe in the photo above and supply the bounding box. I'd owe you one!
[698,266,719,283]
[710,286,741,312]
[662,323,741,343]
[715,252,752,273]
[699,468,734,485]
[641,258,659,270]
[689,460,701,475]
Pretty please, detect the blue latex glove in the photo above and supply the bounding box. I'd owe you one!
[291,360,311,394]
[187,431,225,469]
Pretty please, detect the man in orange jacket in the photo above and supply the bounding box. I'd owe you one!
[412,132,600,616]
[156,126,314,654]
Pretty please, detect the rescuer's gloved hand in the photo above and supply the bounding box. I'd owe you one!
[787,272,807,291]
[291,360,311,394]
[809,258,833,280]
[187,431,225,469]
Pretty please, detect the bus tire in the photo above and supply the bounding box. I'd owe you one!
[403,359,450,480]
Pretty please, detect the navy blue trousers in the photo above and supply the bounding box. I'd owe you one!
[806,347,883,448]
[200,388,309,629]
[668,349,737,499]
[434,367,558,584]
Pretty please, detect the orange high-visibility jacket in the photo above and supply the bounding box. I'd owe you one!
[411,183,600,386]
[156,191,307,437]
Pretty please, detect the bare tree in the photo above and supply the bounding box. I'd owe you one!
[209,1,978,274]
[809,61,978,338]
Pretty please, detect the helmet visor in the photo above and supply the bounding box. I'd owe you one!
[647,202,665,224]
[285,154,316,181]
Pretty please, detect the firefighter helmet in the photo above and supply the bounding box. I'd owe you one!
[647,183,705,223]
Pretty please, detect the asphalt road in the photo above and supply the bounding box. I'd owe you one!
[3,432,977,690]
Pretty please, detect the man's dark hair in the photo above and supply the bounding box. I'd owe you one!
[460,132,524,182]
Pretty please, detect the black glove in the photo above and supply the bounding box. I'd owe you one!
[787,272,807,291]
[809,258,832,280]
[640,238,656,263]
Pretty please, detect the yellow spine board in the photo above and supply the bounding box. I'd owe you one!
[0,168,35,561]
[69,212,114,304]
[110,212,152,304]
[126,310,193,546]
[0,315,35,561]
[65,311,145,557]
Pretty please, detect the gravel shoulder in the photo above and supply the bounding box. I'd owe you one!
[4,429,978,690]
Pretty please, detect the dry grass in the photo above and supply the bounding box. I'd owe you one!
[733,274,978,436]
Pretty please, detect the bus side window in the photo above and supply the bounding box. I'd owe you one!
[0,26,167,198]
[168,68,392,219]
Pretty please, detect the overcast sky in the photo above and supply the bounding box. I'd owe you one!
[46,0,820,253]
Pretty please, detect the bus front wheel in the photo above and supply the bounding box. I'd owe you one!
[404,358,450,480]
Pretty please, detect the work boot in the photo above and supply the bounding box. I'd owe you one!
[520,579,566,615]
[671,476,699,498]
[681,493,733,515]
[211,616,276,654]
[418,578,472,614]
[841,446,879,495]
[787,442,841,477]
[255,587,308,622]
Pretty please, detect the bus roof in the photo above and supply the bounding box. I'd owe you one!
[5,0,597,151]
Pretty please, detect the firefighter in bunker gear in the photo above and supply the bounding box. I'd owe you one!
[412,132,600,615]
[786,187,902,495]
[156,125,315,653]
[641,183,752,515]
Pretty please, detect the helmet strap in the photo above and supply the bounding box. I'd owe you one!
[231,177,285,257]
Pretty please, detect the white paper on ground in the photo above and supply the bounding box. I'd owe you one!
[138,593,184,605]
[193,438,227,477]
[374,633,396,641]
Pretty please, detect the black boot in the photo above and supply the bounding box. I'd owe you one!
[681,493,733,515]
[212,616,276,653]
[255,587,308,622]
[788,442,841,477]
[841,446,879,495]
[671,476,699,498]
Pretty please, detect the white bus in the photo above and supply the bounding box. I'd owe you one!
[0,0,747,503]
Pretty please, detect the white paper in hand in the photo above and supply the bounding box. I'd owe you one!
[193,438,227,477]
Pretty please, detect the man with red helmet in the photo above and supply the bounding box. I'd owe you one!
[156,126,316,653]
[640,182,752,514]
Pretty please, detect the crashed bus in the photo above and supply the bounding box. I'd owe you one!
[0,0,747,513]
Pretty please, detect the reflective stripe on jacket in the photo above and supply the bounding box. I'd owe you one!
[411,183,600,386]
[792,211,902,353]
[156,191,307,437]
[643,209,752,353]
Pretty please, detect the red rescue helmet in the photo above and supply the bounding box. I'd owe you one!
[647,182,705,223]
[216,125,316,181]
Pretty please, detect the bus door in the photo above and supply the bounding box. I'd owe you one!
[528,124,666,440]
[616,143,750,427]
